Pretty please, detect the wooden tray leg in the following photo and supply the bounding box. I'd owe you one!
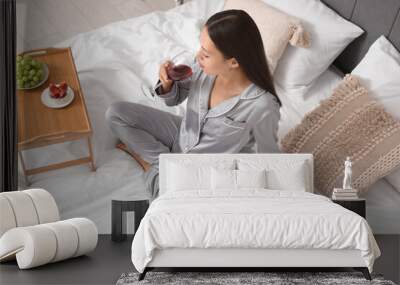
[87,137,96,171]
[18,151,31,186]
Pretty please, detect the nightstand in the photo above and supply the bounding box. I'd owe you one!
[332,198,366,218]
[111,199,149,242]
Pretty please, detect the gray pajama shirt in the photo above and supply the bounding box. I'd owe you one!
[105,62,281,198]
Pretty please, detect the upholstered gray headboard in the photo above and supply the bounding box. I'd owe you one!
[322,0,400,73]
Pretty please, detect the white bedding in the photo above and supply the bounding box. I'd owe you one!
[131,189,380,273]
[18,0,400,234]
[276,67,343,141]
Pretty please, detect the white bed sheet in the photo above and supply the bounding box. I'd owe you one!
[131,189,380,273]
[18,0,399,234]
[276,67,344,141]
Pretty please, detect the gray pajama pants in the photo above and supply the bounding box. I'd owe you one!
[105,102,183,198]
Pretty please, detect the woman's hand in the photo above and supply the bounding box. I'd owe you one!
[158,61,173,94]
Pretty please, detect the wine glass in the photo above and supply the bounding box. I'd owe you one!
[141,50,196,101]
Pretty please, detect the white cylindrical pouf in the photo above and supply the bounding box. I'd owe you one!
[24,189,59,223]
[0,189,59,238]
[0,218,98,269]
[42,221,79,262]
[0,196,17,237]
[0,226,57,269]
[65,218,98,257]
[1,192,39,227]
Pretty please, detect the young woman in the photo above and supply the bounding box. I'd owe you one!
[105,9,282,198]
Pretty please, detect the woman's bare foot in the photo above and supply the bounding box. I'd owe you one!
[116,142,151,172]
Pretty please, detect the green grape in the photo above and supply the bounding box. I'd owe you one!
[26,56,32,61]
[16,55,45,88]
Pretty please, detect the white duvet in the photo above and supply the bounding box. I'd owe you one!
[131,190,380,273]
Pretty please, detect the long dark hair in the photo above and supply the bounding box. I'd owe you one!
[205,9,281,107]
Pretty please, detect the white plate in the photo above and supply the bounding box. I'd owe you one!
[41,86,75,109]
[18,63,49,90]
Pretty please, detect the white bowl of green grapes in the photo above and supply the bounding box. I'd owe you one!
[16,54,49,90]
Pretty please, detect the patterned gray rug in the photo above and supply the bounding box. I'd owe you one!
[116,271,396,285]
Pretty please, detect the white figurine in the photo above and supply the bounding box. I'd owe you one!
[342,156,352,190]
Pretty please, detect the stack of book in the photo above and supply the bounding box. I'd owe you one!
[332,188,359,200]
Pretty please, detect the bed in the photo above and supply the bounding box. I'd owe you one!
[131,153,380,280]
[18,0,400,236]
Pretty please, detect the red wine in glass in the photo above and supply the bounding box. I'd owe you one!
[167,64,193,81]
[141,51,194,100]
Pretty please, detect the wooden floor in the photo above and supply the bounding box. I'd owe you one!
[16,0,177,54]
[0,235,399,285]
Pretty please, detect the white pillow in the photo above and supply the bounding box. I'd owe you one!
[211,168,267,190]
[237,169,267,188]
[351,35,400,120]
[263,0,363,93]
[166,160,235,192]
[211,168,236,190]
[237,159,309,192]
[351,35,400,194]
